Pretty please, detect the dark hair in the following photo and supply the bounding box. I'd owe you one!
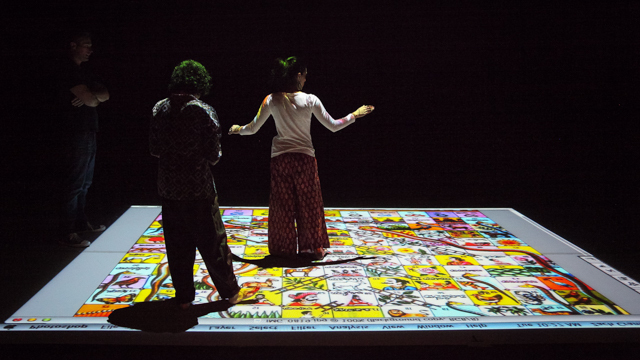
[67,31,92,48]
[169,60,212,96]
[270,56,307,92]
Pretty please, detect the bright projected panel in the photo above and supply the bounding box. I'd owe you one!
[3,206,640,335]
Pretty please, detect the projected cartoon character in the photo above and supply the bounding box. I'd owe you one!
[446,256,473,266]
[247,293,275,305]
[346,294,373,306]
[288,292,321,306]
[387,309,428,317]
[382,278,417,291]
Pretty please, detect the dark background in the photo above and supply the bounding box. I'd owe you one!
[1,0,639,354]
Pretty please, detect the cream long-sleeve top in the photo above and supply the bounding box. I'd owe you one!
[238,92,356,158]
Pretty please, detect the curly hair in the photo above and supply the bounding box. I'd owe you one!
[169,60,212,96]
[270,56,307,92]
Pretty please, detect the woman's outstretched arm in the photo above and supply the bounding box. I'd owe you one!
[229,95,272,135]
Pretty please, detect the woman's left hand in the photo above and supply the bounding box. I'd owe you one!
[228,125,242,135]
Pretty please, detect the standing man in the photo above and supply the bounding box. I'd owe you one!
[150,60,244,309]
[59,31,109,247]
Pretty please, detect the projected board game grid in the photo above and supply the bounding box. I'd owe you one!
[5,207,640,333]
[79,208,629,319]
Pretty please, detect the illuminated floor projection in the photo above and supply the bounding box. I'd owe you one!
[4,206,640,334]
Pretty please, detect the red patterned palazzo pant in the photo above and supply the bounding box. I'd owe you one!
[268,152,330,256]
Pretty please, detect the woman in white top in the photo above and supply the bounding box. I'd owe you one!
[229,57,374,259]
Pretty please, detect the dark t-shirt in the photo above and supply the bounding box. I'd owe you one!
[57,60,99,133]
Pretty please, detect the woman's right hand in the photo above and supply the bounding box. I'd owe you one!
[352,105,375,118]
[228,125,242,135]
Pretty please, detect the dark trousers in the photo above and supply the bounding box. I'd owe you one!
[268,153,330,256]
[62,131,96,233]
[161,196,239,303]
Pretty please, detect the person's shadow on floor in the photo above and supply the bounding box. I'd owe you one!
[107,299,236,333]
[108,254,374,332]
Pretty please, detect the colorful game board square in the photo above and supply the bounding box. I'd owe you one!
[283,265,325,278]
[441,224,476,232]
[222,215,252,223]
[329,291,378,306]
[452,276,505,291]
[413,230,449,239]
[436,255,480,266]
[500,246,541,256]
[340,211,373,221]
[491,238,528,247]
[448,238,493,247]
[393,245,431,255]
[331,306,381,318]
[474,255,519,266]
[356,245,394,255]
[372,216,403,223]
[111,263,157,276]
[430,246,470,256]
[479,305,532,316]
[328,229,350,237]
[447,230,482,237]
[537,276,580,290]
[131,244,166,253]
[444,266,491,278]
[432,217,464,224]
[370,211,401,217]
[466,289,521,306]
[326,222,347,230]
[325,216,343,223]
[414,279,460,291]
[420,290,474,305]
[142,227,164,236]
[404,265,450,278]
[382,306,432,318]
[375,290,425,306]
[377,222,413,231]
[135,235,165,244]
[324,210,341,217]
[429,304,483,317]
[345,222,377,232]
[427,211,458,218]
[326,246,358,256]
[351,237,389,247]
[397,254,440,266]
[120,252,165,264]
[282,276,328,291]
[398,211,430,219]
[329,237,354,246]
[370,277,419,291]
[495,276,549,290]
[75,304,129,317]
[327,277,371,292]
[486,266,532,279]
[325,264,367,277]
[252,209,269,216]
[478,230,517,239]
[575,305,619,315]
[223,209,253,216]
[510,288,559,306]
[454,211,486,218]
[229,306,282,319]
[554,290,606,306]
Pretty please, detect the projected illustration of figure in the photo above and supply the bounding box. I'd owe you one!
[347,294,373,306]
[150,60,246,309]
[288,292,322,306]
[387,309,428,318]
[382,278,417,291]
[447,256,473,265]
[58,31,110,247]
[229,56,374,260]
